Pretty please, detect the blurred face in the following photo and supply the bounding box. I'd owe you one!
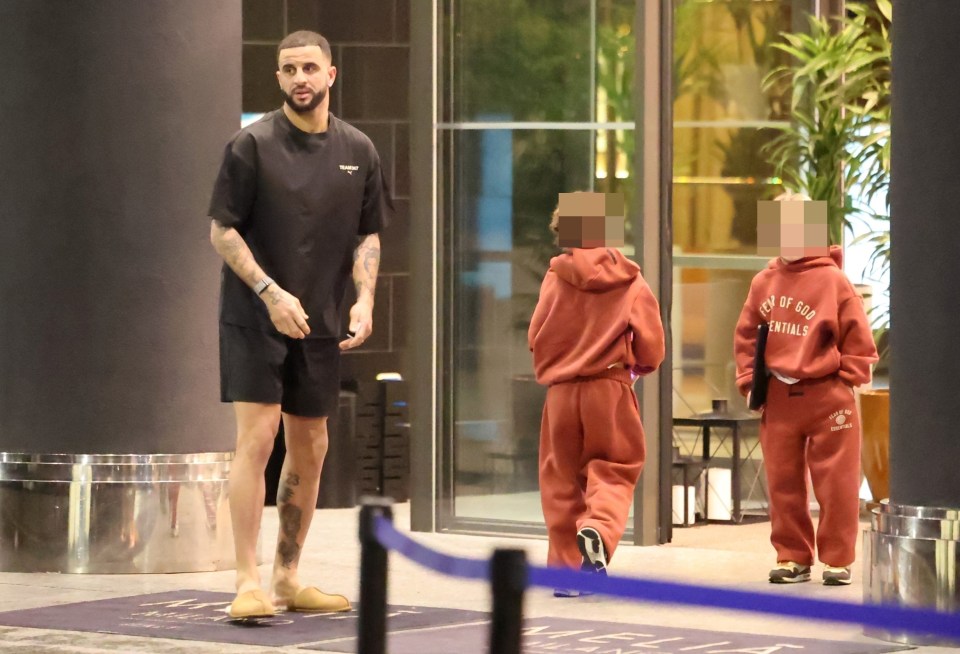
[554,192,626,248]
[276,46,336,114]
[778,202,808,260]
[757,198,828,261]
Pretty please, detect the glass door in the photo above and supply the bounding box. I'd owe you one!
[437,0,638,533]
[671,0,813,522]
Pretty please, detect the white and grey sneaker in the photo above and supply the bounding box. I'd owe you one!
[769,561,811,583]
[822,566,852,586]
[577,527,608,575]
[553,588,587,598]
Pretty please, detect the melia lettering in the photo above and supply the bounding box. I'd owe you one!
[709,644,804,654]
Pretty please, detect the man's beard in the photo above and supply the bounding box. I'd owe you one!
[283,85,326,114]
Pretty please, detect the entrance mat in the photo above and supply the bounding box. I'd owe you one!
[307,616,912,654]
[0,590,486,648]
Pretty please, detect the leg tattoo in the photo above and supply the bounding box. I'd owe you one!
[278,472,300,503]
[277,473,303,568]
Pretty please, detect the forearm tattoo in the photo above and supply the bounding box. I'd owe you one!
[211,221,264,289]
[276,472,302,569]
[353,234,381,299]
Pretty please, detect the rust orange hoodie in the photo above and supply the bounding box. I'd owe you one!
[528,247,665,385]
[734,245,878,394]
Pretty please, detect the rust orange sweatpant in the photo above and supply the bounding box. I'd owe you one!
[539,368,645,569]
[761,376,862,567]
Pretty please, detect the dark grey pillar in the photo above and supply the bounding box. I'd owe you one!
[0,2,242,572]
[0,1,238,455]
[889,1,960,509]
[407,0,436,533]
[864,1,960,642]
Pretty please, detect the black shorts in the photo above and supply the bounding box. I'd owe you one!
[219,323,340,418]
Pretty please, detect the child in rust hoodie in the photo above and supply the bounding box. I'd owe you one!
[734,194,877,586]
[528,195,664,594]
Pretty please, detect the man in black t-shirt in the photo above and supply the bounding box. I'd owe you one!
[208,30,390,619]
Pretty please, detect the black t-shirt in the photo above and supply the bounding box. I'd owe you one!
[208,110,390,338]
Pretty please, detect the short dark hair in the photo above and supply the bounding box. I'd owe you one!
[277,30,332,62]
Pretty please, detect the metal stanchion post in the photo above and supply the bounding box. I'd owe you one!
[358,497,394,654]
[489,548,527,654]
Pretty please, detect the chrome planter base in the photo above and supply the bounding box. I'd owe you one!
[864,500,960,646]
[0,453,244,573]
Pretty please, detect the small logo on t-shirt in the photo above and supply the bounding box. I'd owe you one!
[339,164,360,175]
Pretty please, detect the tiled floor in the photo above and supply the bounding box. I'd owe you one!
[0,504,948,653]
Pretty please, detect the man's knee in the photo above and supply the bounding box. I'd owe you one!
[233,404,282,465]
[297,436,329,471]
[235,429,277,466]
[284,416,330,468]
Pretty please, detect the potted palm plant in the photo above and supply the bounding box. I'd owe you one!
[762,0,891,501]
[760,0,890,245]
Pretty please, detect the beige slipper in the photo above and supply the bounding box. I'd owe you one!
[228,589,277,619]
[284,586,352,613]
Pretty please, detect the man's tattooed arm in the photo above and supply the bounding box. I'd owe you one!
[210,220,310,337]
[353,233,381,305]
[209,220,269,290]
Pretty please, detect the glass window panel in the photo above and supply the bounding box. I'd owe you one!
[672,266,759,423]
[673,0,794,123]
[669,0,808,527]
[443,0,635,124]
[672,0,796,256]
[439,1,637,530]
[446,1,591,123]
[671,0,803,434]
[448,129,593,522]
[595,0,637,124]
[673,126,781,254]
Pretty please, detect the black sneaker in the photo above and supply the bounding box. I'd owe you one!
[577,527,608,575]
[823,566,852,585]
[769,562,811,583]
